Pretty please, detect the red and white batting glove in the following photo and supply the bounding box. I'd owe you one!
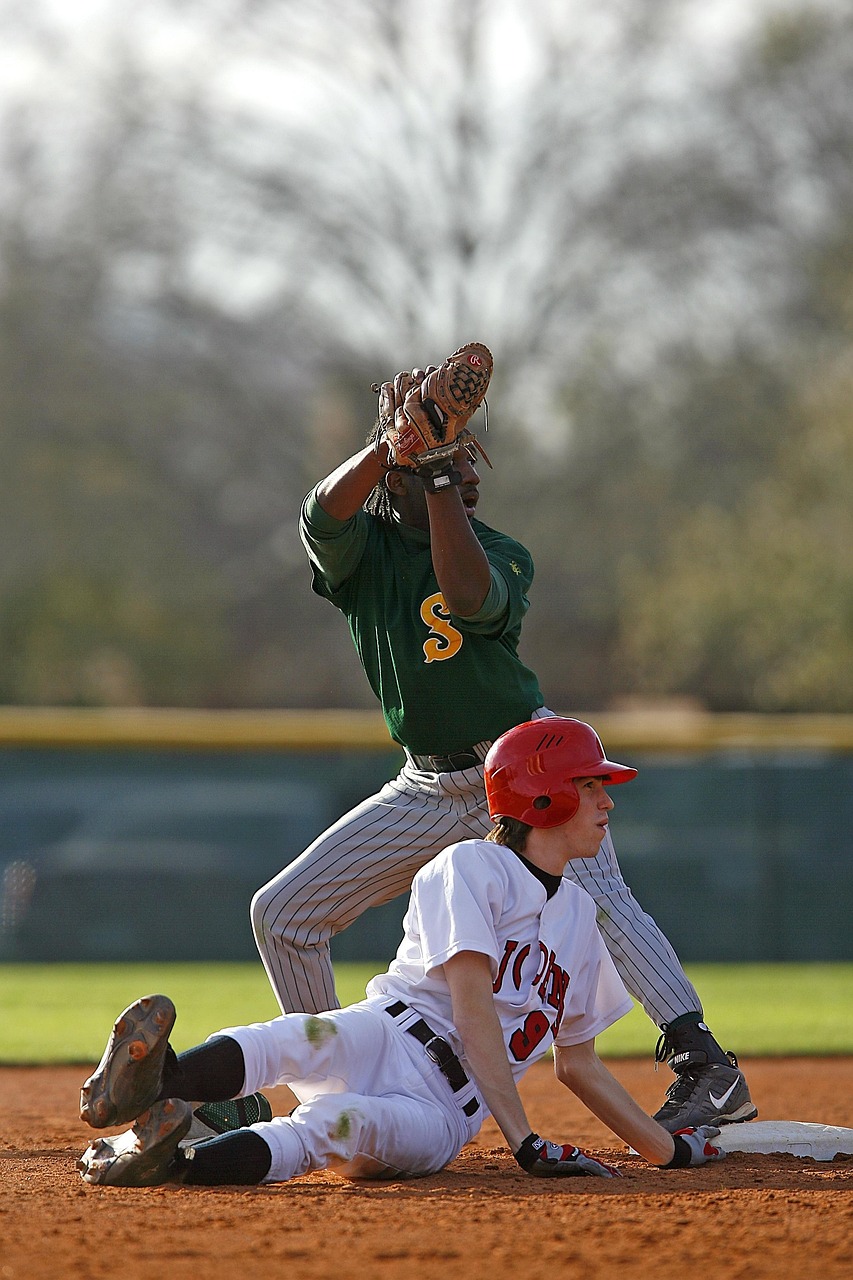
[663,1125,726,1168]
[514,1132,622,1178]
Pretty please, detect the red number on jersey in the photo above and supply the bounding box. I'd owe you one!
[509,1010,552,1062]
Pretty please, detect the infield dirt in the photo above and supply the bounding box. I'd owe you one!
[2,1057,851,1280]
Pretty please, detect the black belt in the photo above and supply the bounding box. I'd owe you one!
[405,747,487,773]
[385,1001,480,1117]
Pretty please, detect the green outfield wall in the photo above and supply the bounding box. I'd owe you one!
[0,708,851,965]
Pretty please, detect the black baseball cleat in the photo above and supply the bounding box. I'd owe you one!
[80,994,176,1129]
[653,1054,758,1133]
[78,1098,192,1186]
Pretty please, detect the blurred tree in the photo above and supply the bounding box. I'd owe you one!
[0,224,236,704]
[0,0,852,709]
[615,220,853,710]
[127,0,823,425]
[615,371,853,710]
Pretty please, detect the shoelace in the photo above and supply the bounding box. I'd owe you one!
[654,1026,676,1067]
[660,1069,703,1106]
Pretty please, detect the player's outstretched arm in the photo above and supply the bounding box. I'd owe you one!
[444,952,618,1178]
[553,1040,724,1168]
[444,950,532,1153]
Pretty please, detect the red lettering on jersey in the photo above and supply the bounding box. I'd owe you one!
[495,938,571,1040]
[537,948,556,999]
[492,939,517,994]
[532,941,549,987]
[531,951,571,1036]
[548,968,571,1037]
[512,944,531,989]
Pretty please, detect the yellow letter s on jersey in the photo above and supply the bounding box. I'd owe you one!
[420,592,463,663]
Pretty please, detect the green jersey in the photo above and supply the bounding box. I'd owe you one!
[300,491,544,754]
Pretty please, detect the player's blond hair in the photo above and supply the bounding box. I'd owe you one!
[486,816,531,853]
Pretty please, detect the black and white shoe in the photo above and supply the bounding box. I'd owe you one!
[80,995,176,1129]
[654,1054,758,1133]
[78,1098,192,1186]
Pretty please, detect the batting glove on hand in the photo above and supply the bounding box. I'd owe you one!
[514,1132,621,1178]
[663,1125,726,1168]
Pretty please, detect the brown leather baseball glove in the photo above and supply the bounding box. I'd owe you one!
[372,343,493,487]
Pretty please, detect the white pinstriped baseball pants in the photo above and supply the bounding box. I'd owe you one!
[251,733,701,1031]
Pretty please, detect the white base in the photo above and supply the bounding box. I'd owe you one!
[711,1120,853,1161]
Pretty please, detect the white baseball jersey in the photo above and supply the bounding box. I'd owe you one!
[367,838,633,1091]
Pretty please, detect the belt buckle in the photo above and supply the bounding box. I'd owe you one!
[424,1034,452,1069]
[439,750,477,772]
[426,754,454,772]
[424,1035,468,1092]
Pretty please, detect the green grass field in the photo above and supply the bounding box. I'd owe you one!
[1,962,851,1064]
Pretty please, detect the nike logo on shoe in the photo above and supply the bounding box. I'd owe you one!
[708,1080,739,1110]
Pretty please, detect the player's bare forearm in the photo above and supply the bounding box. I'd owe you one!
[444,951,532,1153]
[554,1041,675,1166]
[315,444,388,520]
[426,489,491,616]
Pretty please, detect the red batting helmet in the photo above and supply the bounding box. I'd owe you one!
[484,718,638,828]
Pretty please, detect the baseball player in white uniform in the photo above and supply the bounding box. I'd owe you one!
[250,364,757,1135]
[78,719,725,1187]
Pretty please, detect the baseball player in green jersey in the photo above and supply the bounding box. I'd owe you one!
[252,363,757,1134]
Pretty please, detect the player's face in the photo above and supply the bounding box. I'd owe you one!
[455,445,481,519]
[559,777,615,861]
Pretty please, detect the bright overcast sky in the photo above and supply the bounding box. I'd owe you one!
[0,0,836,110]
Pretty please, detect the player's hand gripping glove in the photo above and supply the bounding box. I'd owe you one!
[662,1126,725,1168]
[514,1132,622,1179]
[371,342,493,492]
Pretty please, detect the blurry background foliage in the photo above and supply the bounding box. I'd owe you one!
[1,0,851,713]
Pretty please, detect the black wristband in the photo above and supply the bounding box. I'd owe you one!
[418,466,462,493]
[513,1132,543,1171]
[663,1134,692,1169]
